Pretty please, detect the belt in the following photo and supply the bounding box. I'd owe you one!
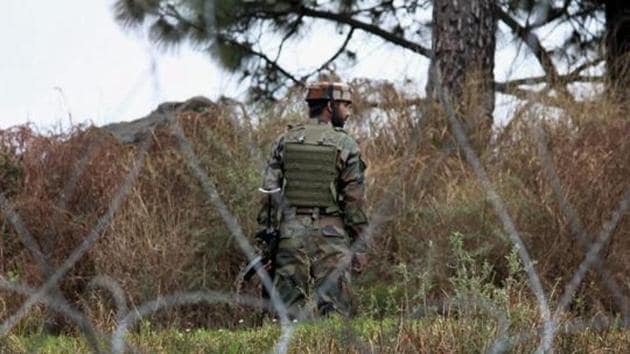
[294,207,343,226]
[285,207,344,228]
[294,207,327,215]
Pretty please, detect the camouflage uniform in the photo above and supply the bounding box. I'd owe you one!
[259,98,368,319]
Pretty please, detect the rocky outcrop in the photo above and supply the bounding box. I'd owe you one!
[102,96,216,144]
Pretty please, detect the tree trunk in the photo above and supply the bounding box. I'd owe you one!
[604,0,630,104]
[426,0,497,149]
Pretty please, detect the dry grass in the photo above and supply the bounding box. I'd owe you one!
[0,83,628,342]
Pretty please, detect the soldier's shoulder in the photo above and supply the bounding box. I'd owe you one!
[336,130,360,149]
[324,126,351,139]
[287,123,305,131]
[282,124,306,136]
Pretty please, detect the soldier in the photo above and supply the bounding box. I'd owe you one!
[257,81,369,319]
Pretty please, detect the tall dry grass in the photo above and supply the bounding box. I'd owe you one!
[0,82,628,334]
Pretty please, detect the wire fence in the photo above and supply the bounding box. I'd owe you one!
[1,7,629,353]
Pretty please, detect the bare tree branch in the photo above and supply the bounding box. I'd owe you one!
[365,97,428,109]
[496,6,562,85]
[246,5,431,57]
[347,0,394,16]
[217,35,304,87]
[301,27,356,80]
[274,15,303,62]
[569,58,604,75]
[528,0,573,29]
[296,5,433,58]
[496,57,603,91]
[495,84,566,108]
[497,75,602,91]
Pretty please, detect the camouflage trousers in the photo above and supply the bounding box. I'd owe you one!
[273,213,353,319]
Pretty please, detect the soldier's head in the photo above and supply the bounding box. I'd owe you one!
[305,81,352,128]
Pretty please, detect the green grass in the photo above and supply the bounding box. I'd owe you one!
[5,315,630,353]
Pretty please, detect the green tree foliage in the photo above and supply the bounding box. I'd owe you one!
[112,0,434,101]
[112,0,625,107]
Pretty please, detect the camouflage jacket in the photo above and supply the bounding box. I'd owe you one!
[258,118,369,252]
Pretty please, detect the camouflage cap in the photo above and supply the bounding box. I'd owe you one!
[305,81,352,103]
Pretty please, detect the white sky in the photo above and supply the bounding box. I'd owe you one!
[0,1,556,131]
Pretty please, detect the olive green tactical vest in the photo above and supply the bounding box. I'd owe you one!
[283,123,347,213]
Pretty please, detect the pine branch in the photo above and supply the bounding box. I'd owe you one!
[158,5,303,88]
[299,5,432,58]
[250,5,432,58]
[218,36,304,87]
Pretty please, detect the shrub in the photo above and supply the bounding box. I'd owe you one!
[1,83,628,334]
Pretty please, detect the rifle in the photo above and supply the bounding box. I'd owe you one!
[242,187,281,281]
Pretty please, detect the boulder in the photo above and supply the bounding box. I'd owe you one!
[102,96,216,144]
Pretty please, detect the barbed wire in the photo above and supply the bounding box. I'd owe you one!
[530,119,630,323]
[434,69,555,352]
[2,9,629,354]
[0,132,153,338]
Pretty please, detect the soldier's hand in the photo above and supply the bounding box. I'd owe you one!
[351,252,368,274]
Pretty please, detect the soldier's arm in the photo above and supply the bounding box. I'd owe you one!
[257,136,284,226]
[339,140,369,253]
